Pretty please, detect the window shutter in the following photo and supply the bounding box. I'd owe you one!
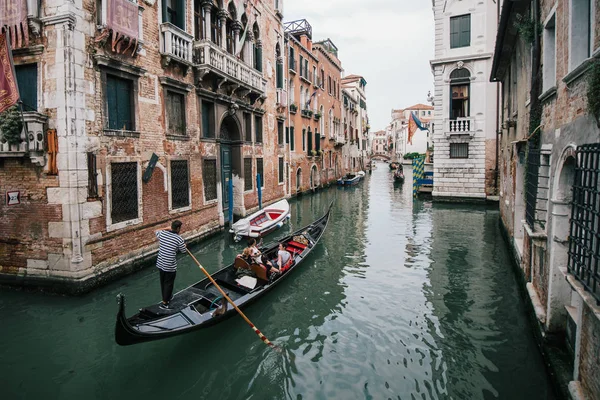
[307,129,312,153]
[285,126,289,144]
[276,62,283,88]
[290,127,295,151]
[116,79,132,130]
[256,47,263,72]
[106,77,118,129]
[450,17,457,48]
[15,64,37,111]
[315,131,320,152]
[461,15,471,47]
[177,0,186,29]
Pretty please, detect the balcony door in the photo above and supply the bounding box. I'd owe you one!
[219,115,242,222]
[449,68,470,119]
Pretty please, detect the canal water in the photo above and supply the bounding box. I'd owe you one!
[1,163,555,400]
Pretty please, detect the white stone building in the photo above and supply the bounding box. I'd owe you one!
[430,0,498,201]
[342,75,369,169]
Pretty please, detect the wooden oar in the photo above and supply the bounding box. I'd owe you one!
[186,249,278,350]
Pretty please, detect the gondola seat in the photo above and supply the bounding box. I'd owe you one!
[234,256,251,270]
[250,263,268,281]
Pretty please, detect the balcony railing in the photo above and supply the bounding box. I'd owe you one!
[334,134,346,145]
[445,117,475,136]
[194,41,266,94]
[0,111,48,166]
[160,23,193,64]
[276,89,288,107]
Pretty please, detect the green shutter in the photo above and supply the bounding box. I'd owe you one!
[15,64,37,111]
[106,76,118,129]
[178,0,186,29]
[307,129,312,154]
[285,126,289,144]
[315,131,320,152]
[290,127,295,151]
[460,15,471,47]
[116,79,132,130]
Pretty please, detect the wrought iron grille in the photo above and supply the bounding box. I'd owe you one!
[171,160,189,209]
[279,157,284,183]
[111,162,138,223]
[203,159,217,201]
[525,144,550,229]
[567,143,600,304]
[256,158,264,187]
[244,158,253,191]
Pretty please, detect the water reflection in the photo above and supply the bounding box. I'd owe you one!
[0,162,554,400]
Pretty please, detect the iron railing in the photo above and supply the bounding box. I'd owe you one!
[203,159,217,201]
[525,143,550,229]
[567,143,600,304]
[244,158,253,191]
[111,162,138,223]
[171,160,189,209]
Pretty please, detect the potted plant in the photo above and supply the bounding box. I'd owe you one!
[311,149,317,156]
[314,112,321,120]
[0,106,23,145]
[290,103,298,113]
[307,110,313,117]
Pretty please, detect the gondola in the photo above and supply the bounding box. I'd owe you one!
[115,202,333,346]
[389,162,399,170]
[393,165,405,183]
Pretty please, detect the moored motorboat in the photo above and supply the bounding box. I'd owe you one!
[337,173,361,186]
[229,199,290,242]
[115,203,332,346]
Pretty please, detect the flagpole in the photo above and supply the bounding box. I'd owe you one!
[6,30,26,146]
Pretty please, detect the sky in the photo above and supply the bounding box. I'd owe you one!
[284,0,435,132]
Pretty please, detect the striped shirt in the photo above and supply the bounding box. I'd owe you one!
[156,230,186,272]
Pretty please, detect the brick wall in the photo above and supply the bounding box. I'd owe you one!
[578,304,600,399]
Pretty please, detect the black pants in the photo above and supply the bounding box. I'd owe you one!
[159,270,177,304]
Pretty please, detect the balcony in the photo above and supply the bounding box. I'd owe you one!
[334,134,346,146]
[160,23,193,67]
[194,40,266,96]
[0,111,48,166]
[445,117,475,137]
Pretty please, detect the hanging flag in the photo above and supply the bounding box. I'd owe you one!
[0,0,29,49]
[95,0,139,56]
[305,90,317,109]
[0,32,20,114]
[235,22,249,57]
[407,112,427,145]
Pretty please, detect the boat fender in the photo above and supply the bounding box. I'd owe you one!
[276,221,283,228]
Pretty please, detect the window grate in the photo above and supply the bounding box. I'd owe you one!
[256,158,264,187]
[567,143,600,304]
[203,159,217,201]
[525,144,551,229]
[244,158,253,191]
[111,162,138,223]
[171,160,189,209]
[449,143,469,158]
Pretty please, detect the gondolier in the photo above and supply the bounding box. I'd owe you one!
[155,220,186,310]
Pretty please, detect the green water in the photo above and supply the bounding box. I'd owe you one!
[1,164,555,400]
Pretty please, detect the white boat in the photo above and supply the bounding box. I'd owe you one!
[229,199,291,242]
[357,171,366,178]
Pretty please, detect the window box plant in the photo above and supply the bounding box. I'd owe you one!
[290,103,298,113]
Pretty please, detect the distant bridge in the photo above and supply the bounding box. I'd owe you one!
[371,153,391,161]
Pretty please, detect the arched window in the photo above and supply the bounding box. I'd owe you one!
[194,1,205,40]
[450,68,470,119]
[240,13,248,61]
[275,43,283,89]
[253,22,262,72]
[210,3,221,46]
[296,168,302,191]
[328,109,333,138]
[320,105,325,135]
[225,2,236,54]
[289,79,295,103]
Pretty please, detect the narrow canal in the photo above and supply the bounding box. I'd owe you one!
[1,162,555,400]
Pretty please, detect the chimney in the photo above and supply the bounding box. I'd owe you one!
[300,35,312,51]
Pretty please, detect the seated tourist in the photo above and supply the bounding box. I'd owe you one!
[274,243,292,272]
[247,239,280,275]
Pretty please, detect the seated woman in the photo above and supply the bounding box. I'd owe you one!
[235,248,256,278]
[247,239,280,275]
[273,243,293,272]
